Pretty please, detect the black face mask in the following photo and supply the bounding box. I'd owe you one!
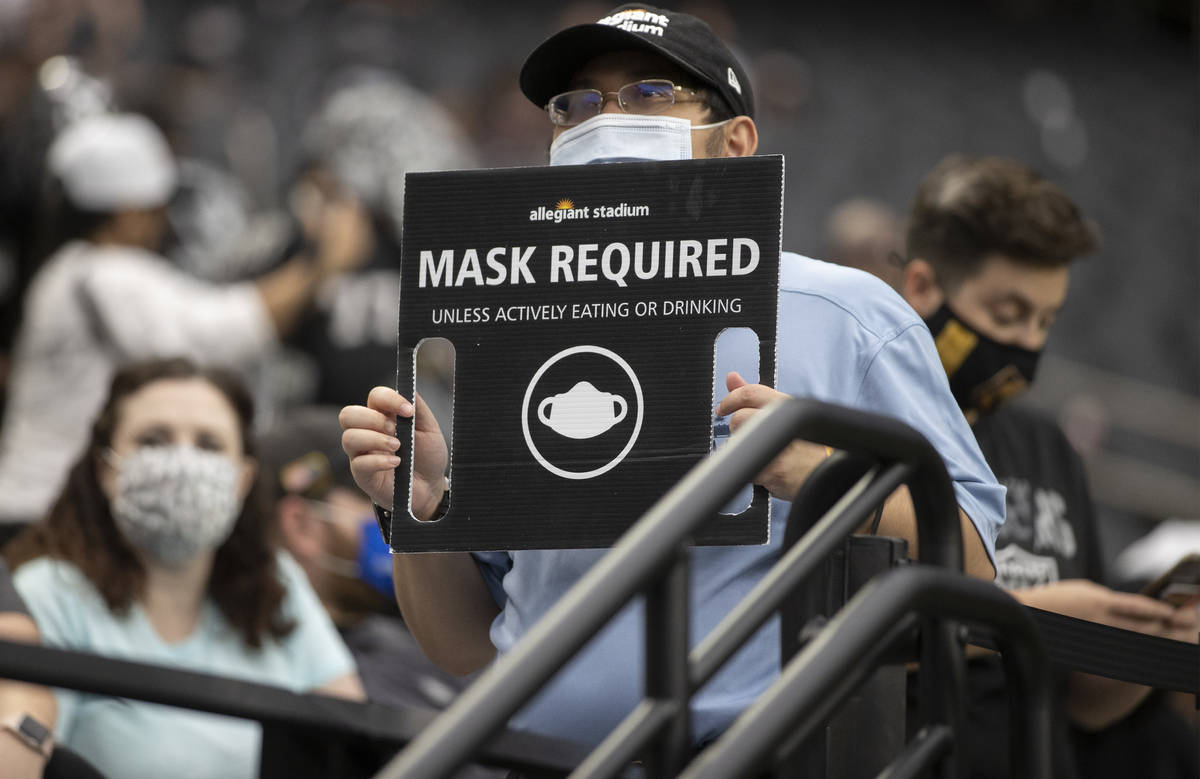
[924,303,1041,420]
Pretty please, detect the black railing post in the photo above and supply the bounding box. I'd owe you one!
[778,452,908,778]
[777,536,910,779]
[680,567,1051,779]
[781,410,967,779]
[919,617,967,779]
[643,547,692,777]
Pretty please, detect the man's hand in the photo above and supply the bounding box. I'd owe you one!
[340,387,497,675]
[716,373,994,579]
[339,387,449,520]
[1015,579,1199,640]
[715,371,827,501]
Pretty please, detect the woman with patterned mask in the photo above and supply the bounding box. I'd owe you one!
[4,357,364,779]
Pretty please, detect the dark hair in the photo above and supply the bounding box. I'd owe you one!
[667,69,734,124]
[697,87,735,124]
[669,73,734,158]
[45,180,113,245]
[4,358,294,648]
[27,180,113,262]
[905,155,1100,291]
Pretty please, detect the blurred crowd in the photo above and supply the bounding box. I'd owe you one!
[0,2,533,776]
[0,0,1195,777]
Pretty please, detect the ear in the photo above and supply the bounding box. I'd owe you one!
[901,258,944,318]
[724,116,758,157]
[275,494,324,562]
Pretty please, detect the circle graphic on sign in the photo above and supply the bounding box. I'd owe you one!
[522,346,644,480]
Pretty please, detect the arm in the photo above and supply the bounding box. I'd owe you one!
[1012,581,1198,731]
[269,550,368,701]
[874,486,995,581]
[84,195,372,362]
[390,552,499,676]
[716,371,995,580]
[255,194,373,335]
[340,387,499,676]
[0,613,56,779]
[314,672,367,701]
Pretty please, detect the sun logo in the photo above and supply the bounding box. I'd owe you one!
[555,199,575,210]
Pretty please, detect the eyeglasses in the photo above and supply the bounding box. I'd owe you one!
[545,79,705,127]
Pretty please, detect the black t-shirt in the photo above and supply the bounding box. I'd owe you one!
[942,406,1195,779]
[284,264,404,406]
[909,404,1092,779]
[977,404,1104,587]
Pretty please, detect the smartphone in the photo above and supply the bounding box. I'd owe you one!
[1140,553,1200,606]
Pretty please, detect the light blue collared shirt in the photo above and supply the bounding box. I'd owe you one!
[474,252,1004,746]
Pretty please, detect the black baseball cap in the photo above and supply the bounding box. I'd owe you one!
[520,4,755,120]
[257,406,358,502]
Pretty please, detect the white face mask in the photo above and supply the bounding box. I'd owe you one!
[548,113,730,167]
[108,445,243,567]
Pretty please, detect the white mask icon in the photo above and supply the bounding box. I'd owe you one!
[538,381,628,439]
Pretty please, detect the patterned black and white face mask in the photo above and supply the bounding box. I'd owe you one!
[108,445,242,567]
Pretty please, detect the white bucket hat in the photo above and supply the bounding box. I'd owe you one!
[47,113,178,211]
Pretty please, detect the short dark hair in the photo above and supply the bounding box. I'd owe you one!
[4,357,294,649]
[666,72,733,157]
[905,155,1100,290]
[694,84,735,123]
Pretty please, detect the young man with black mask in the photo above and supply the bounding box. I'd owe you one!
[899,154,1198,779]
[341,5,1006,749]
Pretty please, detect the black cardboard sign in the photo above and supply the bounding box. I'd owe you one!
[393,155,783,551]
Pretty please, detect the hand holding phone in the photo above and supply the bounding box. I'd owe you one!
[1140,553,1200,607]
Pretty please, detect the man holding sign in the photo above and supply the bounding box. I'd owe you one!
[340,4,1003,747]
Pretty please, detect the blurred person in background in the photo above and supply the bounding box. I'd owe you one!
[259,406,477,713]
[0,110,372,539]
[894,154,1197,779]
[3,357,364,779]
[174,71,476,423]
[0,0,122,414]
[824,196,905,292]
[257,71,475,414]
[261,407,507,779]
[279,72,474,411]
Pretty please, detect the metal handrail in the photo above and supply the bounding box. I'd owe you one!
[376,396,971,779]
[689,458,902,689]
[679,566,1051,779]
[0,638,589,777]
[0,395,1161,777]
